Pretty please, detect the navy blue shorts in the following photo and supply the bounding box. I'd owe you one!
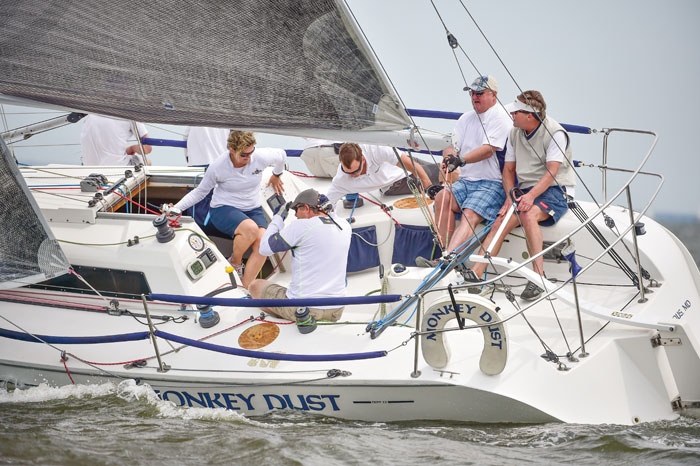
[522,186,569,226]
[209,205,267,236]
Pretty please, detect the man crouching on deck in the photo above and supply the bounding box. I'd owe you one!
[249,189,352,321]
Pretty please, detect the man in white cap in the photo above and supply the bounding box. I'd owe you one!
[469,90,575,300]
[421,74,512,263]
[249,188,352,321]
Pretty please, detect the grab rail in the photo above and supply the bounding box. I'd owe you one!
[420,128,662,333]
[148,293,402,308]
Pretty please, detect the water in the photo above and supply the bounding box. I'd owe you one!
[2,223,700,465]
[2,381,700,465]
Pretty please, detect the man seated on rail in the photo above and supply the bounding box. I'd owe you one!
[469,90,576,301]
[80,114,153,166]
[249,188,352,322]
[325,142,437,206]
[421,75,511,263]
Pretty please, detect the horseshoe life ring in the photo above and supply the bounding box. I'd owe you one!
[421,293,507,375]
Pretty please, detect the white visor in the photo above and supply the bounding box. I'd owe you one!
[509,99,538,113]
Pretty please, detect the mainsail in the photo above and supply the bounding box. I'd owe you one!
[0,139,70,290]
[0,0,411,135]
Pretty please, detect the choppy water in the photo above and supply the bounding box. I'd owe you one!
[2,222,700,465]
[1,381,700,466]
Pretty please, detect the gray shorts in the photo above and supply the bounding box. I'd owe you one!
[260,283,344,322]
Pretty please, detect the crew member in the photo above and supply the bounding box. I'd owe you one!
[184,126,229,166]
[469,90,576,300]
[249,188,352,321]
[80,114,152,166]
[429,75,511,258]
[172,131,286,288]
[325,143,436,205]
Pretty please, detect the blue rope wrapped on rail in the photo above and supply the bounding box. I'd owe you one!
[141,138,303,156]
[148,293,403,307]
[155,330,387,361]
[0,327,150,344]
[0,327,387,362]
[406,108,592,134]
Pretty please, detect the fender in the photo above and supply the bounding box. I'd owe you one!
[421,294,507,375]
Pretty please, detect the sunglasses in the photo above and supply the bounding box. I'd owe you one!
[341,156,364,175]
[239,148,255,157]
[469,89,490,97]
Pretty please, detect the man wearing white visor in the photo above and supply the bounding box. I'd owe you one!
[470,90,576,300]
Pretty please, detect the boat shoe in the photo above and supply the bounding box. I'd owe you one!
[520,280,544,301]
[461,269,482,294]
[415,256,439,268]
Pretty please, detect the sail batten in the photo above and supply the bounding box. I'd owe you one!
[0,0,411,133]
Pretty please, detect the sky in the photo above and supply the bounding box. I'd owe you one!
[2,0,699,220]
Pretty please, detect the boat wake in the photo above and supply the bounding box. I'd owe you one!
[0,379,260,424]
[0,380,115,403]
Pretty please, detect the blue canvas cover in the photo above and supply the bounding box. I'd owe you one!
[347,225,380,273]
[391,224,441,266]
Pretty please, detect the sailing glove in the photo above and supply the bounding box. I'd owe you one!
[318,194,333,213]
[276,201,292,220]
[444,154,465,173]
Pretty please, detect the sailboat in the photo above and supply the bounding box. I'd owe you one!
[1,0,700,425]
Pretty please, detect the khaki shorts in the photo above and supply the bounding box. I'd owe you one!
[260,283,344,322]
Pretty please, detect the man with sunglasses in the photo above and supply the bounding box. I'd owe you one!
[427,75,512,260]
[249,188,352,322]
[172,130,286,288]
[469,90,576,300]
[325,142,435,206]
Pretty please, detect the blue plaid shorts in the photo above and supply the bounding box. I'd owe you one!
[449,179,505,221]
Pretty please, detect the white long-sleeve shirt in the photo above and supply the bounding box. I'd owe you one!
[325,144,405,204]
[175,148,286,212]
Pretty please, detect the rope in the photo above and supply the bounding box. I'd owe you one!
[568,202,639,285]
[358,194,401,226]
[61,353,75,384]
[155,330,387,362]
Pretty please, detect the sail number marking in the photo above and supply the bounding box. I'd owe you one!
[673,299,691,320]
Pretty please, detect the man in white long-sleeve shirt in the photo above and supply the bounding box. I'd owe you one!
[249,189,352,322]
[325,143,434,206]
